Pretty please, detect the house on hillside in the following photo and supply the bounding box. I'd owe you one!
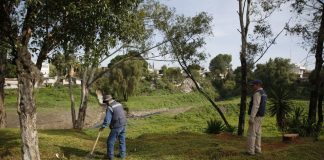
[41,63,50,78]
[4,78,18,89]
[293,65,306,78]
[293,65,310,81]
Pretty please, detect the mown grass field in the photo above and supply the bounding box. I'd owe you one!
[1,87,323,160]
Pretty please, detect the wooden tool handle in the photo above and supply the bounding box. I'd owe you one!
[90,131,102,155]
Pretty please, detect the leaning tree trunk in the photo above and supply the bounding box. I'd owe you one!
[175,56,230,128]
[16,46,41,160]
[308,4,324,125]
[0,51,6,128]
[237,0,251,136]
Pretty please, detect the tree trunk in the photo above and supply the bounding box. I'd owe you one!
[123,91,128,102]
[68,65,76,128]
[308,5,324,125]
[316,82,323,133]
[74,81,89,129]
[176,56,230,128]
[238,58,248,136]
[74,66,96,129]
[237,0,251,136]
[0,51,6,128]
[16,46,41,160]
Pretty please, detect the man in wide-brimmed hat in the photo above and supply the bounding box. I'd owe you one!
[100,95,127,160]
[247,79,267,155]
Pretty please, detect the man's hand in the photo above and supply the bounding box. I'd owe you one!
[99,127,105,132]
[249,118,255,125]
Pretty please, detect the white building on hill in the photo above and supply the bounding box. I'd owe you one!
[293,65,307,78]
[41,63,50,78]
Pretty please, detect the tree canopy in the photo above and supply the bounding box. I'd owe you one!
[209,54,232,79]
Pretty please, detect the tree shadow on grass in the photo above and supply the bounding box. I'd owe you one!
[126,132,233,160]
[40,129,96,141]
[57,145,105,159]
[0,129,20,159]
[126,132,324,160]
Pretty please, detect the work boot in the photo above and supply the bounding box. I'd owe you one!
[245,151,255,156]
[116,154,125,160]
[102,155,113,160]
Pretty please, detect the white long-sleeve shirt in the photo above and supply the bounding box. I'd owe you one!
[250,88,263,118]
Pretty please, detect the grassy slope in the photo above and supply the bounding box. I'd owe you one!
[4,86,98,111]
[0,89,323,160]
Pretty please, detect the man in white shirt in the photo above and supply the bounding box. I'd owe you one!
[247,79,267,155]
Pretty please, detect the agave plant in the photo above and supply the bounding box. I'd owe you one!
[269,86,292,132]
[206,119,225,134]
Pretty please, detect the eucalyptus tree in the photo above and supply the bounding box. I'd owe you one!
[236,0,289,135]
[0,1,73,159]
[61,0,150,129]
[0,13,9,127]
[0,41,8,128]
[0,0,148,158]
[285,0,324,131]
[151,2,230,127]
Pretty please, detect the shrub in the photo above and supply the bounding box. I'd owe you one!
[206,119,225,134]
[286,107,318,137]
[269,87,292,131]
[225,125,237,134]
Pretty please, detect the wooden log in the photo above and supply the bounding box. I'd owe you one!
[282,133,299,142]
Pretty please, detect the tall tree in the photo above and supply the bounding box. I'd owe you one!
[287,0,324,130]
[236,0,285,135]
[0,43,7,128]
[108,52,148,101]
[237,0,252,136]
[62,0,149,129]
[152,2,230,127]
[1,1,44,159]
[0,0,135,158]
[0,9,8,127]
[162,67,183,84]
[254,58,297,90]
[209,54,232,79]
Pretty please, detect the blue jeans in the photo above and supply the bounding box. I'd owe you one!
[107,126,126,159]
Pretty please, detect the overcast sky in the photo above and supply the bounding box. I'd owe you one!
[148,0,314,70]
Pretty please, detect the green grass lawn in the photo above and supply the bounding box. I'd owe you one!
[1,128,323,160]
[4,86,98,111]
[1,88,323,160]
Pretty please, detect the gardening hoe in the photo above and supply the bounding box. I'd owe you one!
[86,130,102,158]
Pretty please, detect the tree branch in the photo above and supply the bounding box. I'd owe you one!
[98,44,126,64]
[88,38,171,86]
[253,18,291,64]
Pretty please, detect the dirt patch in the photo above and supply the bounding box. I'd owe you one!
[262,137,307,151]
[215,132,240,140]
[127,107,192,118]
[6,106,105,129]
[5,106,191,129]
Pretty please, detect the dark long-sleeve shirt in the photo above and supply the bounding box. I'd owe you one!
[102,106,113,128]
